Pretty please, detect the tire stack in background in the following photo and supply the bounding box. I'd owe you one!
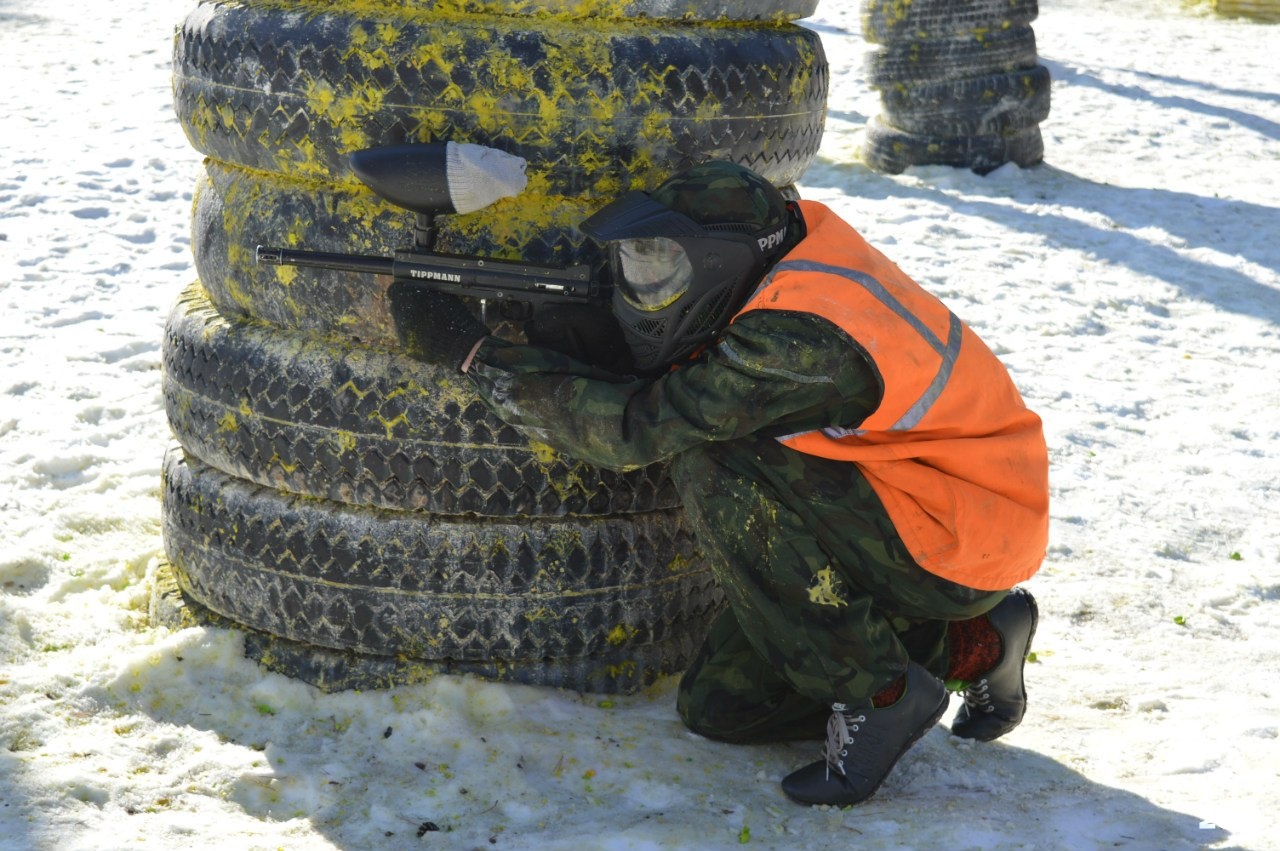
[155,0,828,694]
[859,0,1050,175]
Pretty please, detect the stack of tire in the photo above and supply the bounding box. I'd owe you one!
[157,0,828,693]
[860,0,1049,175]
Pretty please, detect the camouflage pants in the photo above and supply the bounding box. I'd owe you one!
[671,439,1007,743]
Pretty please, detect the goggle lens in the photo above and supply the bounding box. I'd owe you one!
[613,237,694,311]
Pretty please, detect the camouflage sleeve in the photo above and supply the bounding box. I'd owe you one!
[464,310,883,472]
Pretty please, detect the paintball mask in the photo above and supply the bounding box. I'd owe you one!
[581,162,800,375]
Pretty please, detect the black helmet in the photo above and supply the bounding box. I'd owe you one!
[581,162,800,375]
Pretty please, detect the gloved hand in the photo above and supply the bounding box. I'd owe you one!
[523,302,635,375]
[387,282,490,370]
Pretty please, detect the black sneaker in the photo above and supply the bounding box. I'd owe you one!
[950,587,1038,742]
[780,662,949,806]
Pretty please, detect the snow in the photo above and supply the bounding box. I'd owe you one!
[1,0,1277,848]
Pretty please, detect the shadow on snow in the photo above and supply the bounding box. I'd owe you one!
[800,156,1280,325]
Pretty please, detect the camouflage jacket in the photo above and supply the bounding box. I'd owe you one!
[465,309,884,494]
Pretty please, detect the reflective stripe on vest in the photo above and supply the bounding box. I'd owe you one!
[736,201,1048,591]
[769,258,966,436]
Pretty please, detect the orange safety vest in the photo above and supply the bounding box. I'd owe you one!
[737,201,1049,591]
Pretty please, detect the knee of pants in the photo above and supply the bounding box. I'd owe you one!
[675,667,764,742]
[676,672,829,744]
[677,684,757,742]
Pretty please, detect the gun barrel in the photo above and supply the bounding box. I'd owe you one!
[392,252,591,301]
[255,244,596,305]
[256,245,395,277]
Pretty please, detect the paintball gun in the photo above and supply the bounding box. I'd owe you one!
[255,143,598,314]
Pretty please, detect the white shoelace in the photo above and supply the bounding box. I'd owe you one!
[824,704,866,779]
[964,678,996,713]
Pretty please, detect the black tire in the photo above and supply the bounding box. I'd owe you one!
[203,0,820,22]
[879,65,1052,137]
[864,25,1038,87]
[192,160,791,368]
[192,160,607,349]
[151,560,706,694]
[861,0,1039,44]
[161,448,721,666]
[163,284,678,517]
[1212,1,1280,22]
[619,0,819,17]
[862,117,1045,175]
[172,2,828,195]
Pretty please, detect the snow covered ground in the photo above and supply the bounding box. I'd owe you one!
[1,0,1277,848]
